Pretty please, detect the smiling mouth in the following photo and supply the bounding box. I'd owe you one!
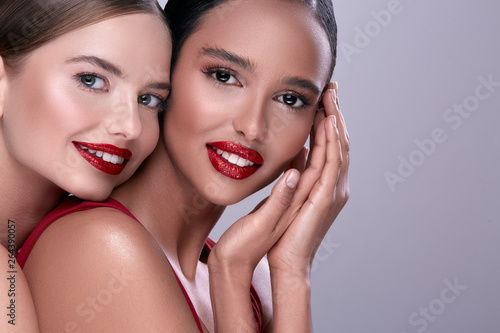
[209,146,255,167]
[75,143,126,165]
[73,142,132,175]
[206,142,263,180]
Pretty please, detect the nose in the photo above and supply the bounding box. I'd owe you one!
[104,95,142,140]
[232,94,268,142]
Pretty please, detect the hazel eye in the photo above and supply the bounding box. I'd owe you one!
[80,74,106,89]
[138,94,164,109]
[278,94,305,108]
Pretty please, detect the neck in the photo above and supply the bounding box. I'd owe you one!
[112,139,226,280]
[0,140,64,249]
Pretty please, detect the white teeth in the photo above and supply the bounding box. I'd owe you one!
[102,153,125,165]
[236,157,247,167]
[110,155,120,164]
[102,153,112,162]
[77,143,126,165]
[213,147,254,167]
[228,154,239,164]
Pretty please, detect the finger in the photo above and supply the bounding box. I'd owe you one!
[323,84,349,175]
[285,116,342,244]
[306,110,324,169]
[252,168,300,236]
[323,87,337,117]
[292,115,329,206]
[306,116,341,212]
[332,82,340,110]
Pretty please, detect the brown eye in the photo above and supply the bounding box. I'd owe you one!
[207,69,238,85]
[278,93,305,108]
[283,94,298,106]
[215,71,231,82]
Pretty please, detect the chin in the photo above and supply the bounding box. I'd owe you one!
[203,182,265,207]
[65,183,113,202]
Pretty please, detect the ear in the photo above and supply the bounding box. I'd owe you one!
[0,57,6,118]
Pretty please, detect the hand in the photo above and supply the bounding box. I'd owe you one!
[267,82,350,277]
[208,168,301,279]
[207,169,302,333]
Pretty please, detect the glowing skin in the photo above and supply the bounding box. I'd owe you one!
[164,0,331,205]
[1,13,171,201]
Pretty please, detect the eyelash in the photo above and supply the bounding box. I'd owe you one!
[74,73,167,113]
[201,66,312,111]
[75,72,109,92]
[201,65,241,86]
[276,92,312,110]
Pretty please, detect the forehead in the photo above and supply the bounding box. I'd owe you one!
[186,0,331,82]
[19,14,171,78]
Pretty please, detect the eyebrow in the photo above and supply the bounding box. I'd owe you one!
[200,47,321,96]
[146,81,171,92]
[282,77,321,96]
[67,55,171,92]
[200,47,255,72]
[66,55,124,78]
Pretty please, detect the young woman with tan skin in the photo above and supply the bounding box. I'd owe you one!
[22,0,349,331]
[0,0,172,331]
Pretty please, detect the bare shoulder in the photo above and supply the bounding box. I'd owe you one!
[0,245,39,332]
[23,207,202,332]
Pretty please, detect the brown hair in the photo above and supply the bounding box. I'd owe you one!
[0,0,168,75]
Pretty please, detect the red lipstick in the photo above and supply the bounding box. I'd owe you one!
[73,141,132,175]
[206,141,263,180]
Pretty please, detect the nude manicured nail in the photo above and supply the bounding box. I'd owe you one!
[331,89,337,103]
[285,170,299,190]
[332,115,337,127]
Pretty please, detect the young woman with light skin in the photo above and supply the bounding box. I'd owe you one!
[0,0,172,331]
[22,0,348,332]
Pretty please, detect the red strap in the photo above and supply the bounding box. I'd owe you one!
[18,197,204,332]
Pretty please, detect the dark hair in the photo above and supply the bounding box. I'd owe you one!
[0,0,168,75]
[164,0,337,79]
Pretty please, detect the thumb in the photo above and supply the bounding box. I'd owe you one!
[251,168,300,236]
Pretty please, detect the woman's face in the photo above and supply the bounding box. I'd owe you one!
[164,0,331,205]
[0,13,171,201]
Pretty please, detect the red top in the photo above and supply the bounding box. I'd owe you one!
[18,196,264,333]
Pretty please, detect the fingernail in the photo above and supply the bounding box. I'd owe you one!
[285,170,299,190]
[331,89,337,103]
[333,81,338,92]
[331,115,337,127]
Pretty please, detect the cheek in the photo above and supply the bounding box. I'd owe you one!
[167,80,221,138]
[268,111,313,158]
[140,116,160,155]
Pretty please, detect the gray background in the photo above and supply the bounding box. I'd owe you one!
[161,0,500,331]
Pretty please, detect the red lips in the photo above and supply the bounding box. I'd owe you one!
[73,141,132,175]
[206,141,263,180]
